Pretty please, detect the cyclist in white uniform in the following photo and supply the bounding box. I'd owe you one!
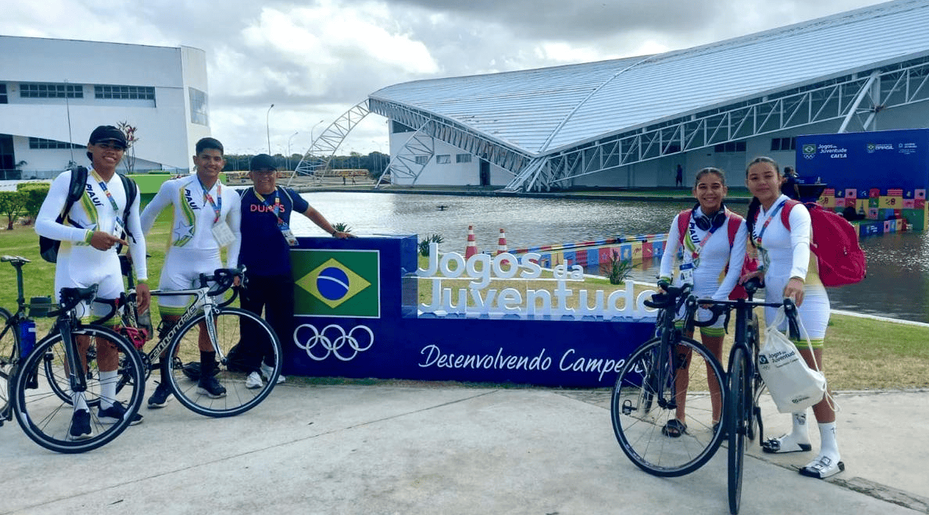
[742,156,842,479]
[658,167,747,438]
[140,137,241,406]
[35,125,150,438]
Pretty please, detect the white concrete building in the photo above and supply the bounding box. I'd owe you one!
[0,35,210,179]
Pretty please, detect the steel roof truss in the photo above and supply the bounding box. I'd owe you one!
[503,61,929,192]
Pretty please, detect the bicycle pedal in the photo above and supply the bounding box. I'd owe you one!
[621,399,635,415]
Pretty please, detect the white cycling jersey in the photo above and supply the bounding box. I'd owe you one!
[141,175,241,264]
[35,168,148,317]
[140,175,240,313]
[752,194,829,342]
[659,208,747,329]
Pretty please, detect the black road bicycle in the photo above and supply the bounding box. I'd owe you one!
[611,279,800,514]
[610,283,728,476]
[693,281,800,514]
[108,258,283,418]
[1,255,145,453]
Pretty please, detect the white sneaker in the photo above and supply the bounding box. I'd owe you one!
[260,362,285,384]
[245,371,263,389]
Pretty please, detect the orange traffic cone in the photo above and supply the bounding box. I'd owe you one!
[496,228,508,255]
[465,225,479,258]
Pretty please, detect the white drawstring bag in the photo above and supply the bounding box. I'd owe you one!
[757,307,827,413]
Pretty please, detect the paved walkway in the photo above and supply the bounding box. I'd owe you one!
[0,384,926,514]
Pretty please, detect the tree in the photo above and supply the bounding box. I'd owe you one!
[117,121,139,174]
[0,191,27,230]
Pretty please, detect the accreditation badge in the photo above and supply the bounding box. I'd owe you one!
[211,220,236,247]
[679,262,695,285]
[113,215,126,239]
[280,222,299,247]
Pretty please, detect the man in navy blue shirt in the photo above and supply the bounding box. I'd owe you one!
[237,154,352,387]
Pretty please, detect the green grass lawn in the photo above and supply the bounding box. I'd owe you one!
[3,223,927,390]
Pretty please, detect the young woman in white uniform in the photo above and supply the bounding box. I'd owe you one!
[743,156,843,479]
[658,167,747,437]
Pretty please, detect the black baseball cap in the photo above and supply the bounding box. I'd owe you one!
[250,154,277,171]
[88,125,128,149]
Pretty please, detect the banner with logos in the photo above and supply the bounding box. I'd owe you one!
[286,235,657,387]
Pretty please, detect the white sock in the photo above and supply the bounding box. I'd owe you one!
[788,410,811,444]
[818,422,840,462]
[99,370,117,410]
[72,391,88,412]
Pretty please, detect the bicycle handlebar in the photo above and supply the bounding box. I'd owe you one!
[691,295,802,339]
[90,297,120,326]
[198,266,246,307]
[47,285,99,318]
[644,283,692,310]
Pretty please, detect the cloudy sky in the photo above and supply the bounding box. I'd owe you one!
[2,0,888,156]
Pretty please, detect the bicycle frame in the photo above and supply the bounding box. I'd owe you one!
[642,285,698,412]
[143,288,221,363]
[42,286,105,399]
[119,266,243,368]
[693,283,800,515]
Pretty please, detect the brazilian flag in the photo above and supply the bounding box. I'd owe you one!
[292,249,380,318]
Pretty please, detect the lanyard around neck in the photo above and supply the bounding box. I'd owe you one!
[687,210,725,261]
[199,179,222,223]
[754,199,787,247]
[91,169,120,214]
[254,188,285,224]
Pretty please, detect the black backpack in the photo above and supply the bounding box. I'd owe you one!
[39,166,138,263]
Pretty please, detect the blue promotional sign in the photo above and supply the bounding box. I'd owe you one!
[797,128,929,191]
[286,235,658,387]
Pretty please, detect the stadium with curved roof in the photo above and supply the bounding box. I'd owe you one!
[289,0,929,192]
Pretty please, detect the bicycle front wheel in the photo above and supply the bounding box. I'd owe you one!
[0,308,20,421]
[727,346,749,514]
[11,326,145,453]
[611,336,727,477]
[166,308,282,418]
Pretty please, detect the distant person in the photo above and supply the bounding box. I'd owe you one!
[235,154,353,389]
[35,125,149,436]
[781,166,801,200]
[742,156,843,479]
[140,137,241,407]
[657,167,747,438]
[842,206,864,221]
[675,164,684,187]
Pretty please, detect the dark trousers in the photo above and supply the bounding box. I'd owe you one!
[238,275,295,372]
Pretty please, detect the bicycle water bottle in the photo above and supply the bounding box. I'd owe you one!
[19,319,36,356]
[138,308,154,340]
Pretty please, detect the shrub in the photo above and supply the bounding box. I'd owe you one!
[17,183,50,223]
[419,234,444,257]
[332,222,353,234]
[600,253,636,285]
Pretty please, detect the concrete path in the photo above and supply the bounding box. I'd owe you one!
[0,384,926,514]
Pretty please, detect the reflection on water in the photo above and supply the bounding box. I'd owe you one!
[289,191,925,322]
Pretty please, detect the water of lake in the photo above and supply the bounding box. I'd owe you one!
[287,191,925,323]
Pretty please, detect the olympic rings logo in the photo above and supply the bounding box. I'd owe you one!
[293,323,375,362]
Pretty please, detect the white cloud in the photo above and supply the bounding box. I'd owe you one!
[0,0,891,154]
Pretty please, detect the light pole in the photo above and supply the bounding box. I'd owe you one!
[266,103,275,154]
[310,119,325,150]
[287,131,299,170]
